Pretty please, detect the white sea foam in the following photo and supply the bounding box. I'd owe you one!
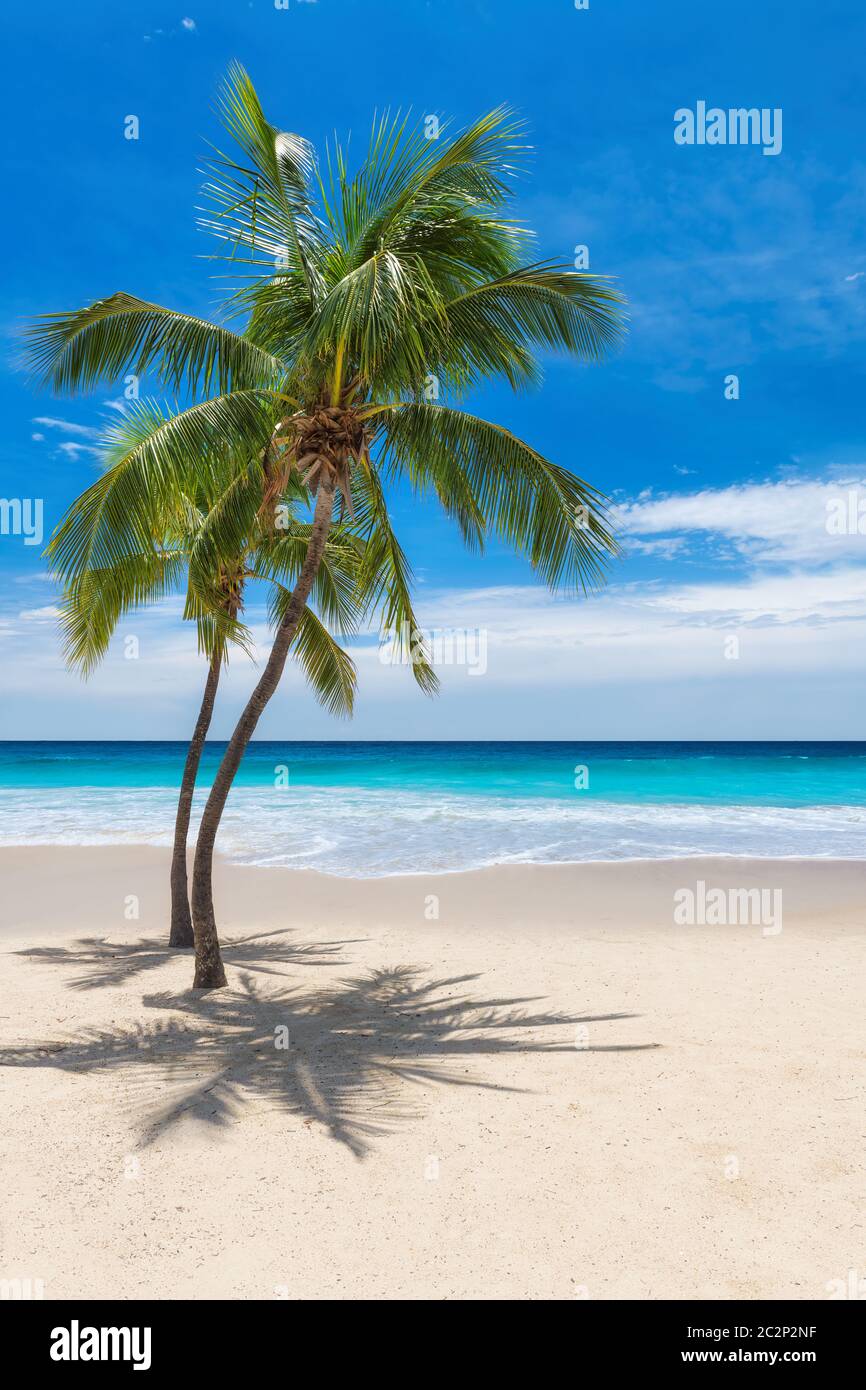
[0,786,863,875]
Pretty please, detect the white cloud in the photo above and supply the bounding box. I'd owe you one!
[31,416,104,458]
[345,570,866,698]
[626,536,690,559]
[4,570,866,737]
[181,17,196,30]
[646,566,866,624]
[33,416,101,439]
[18,606,62,622]
[56,440,103,459]
[614,474,866,566]
[5,473,866,736]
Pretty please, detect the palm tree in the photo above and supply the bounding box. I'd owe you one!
[46,400,375,947]
[26,66,627,987]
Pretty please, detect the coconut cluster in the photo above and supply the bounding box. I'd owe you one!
[270,405,367,515]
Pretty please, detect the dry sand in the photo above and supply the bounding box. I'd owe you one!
[0,846,863,1300]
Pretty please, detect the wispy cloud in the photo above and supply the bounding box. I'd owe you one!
[626,536,691,559]
[18,605,62,622]
[615,473,866,567]
[4,565,866,737]
[31,414,104,459]
[55,440,102,459]
[33,416,101,439]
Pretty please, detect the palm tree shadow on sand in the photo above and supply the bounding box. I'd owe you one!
[2,937,659,1159]
[10,927,358,990]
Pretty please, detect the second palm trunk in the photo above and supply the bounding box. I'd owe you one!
[190,477,336,988]
[168,653,223,947]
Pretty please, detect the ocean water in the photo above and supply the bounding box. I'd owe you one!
[0,741,864,876]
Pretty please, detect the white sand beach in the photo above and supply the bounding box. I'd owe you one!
[1,847,863,1300]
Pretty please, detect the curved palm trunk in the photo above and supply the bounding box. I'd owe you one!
[168,654,223,947]
[190,478,336,988]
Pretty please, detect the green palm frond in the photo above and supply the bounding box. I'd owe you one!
[217,61,316,200]
[351,461,439,695]
[251,524,365,637]
[45,394,276,584]
[58,550,186,676]
[198,611,255,663]
[380,401,617,591]
[385,208,529,305]
[268,596,356,717]
[233,274,315,363]
[326,105,529,270]
[438,263,627,387]
[185,456,265,610]
[199,62,324,302]
[24,293,283,396]
[302,248,444,392]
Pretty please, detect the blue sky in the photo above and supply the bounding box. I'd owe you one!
[2,0,866,739]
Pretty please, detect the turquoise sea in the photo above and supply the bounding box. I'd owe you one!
[0,741,864,875]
